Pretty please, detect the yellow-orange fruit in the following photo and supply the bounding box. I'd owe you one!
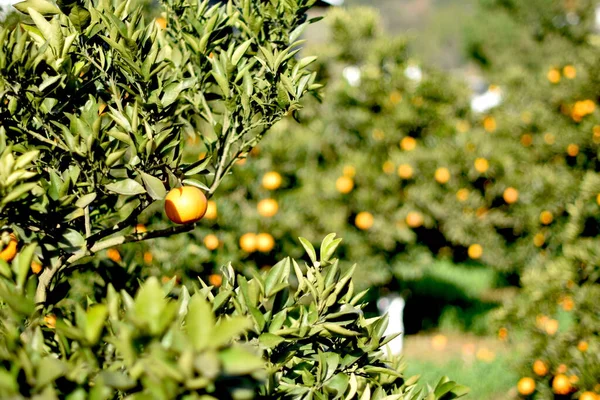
[561,296,574,311]
[0,234,18,262]
[579,392,597,400]
[597,193,600,206]
[544,132,556,144]
[165,186,208,224]
[44,314,57,329]
[552,374,572,395]
[257,199,279,217]
[343,165,356,177]
[468,244,483,259]
[533,360,548,376]
[456,188,469,202]
[545,319,559,335]
[400,137,417,151]
[389,91,402,104]
[577,341,588,352]
[521,134,533,147]
[203,234,220,251]
[204,200,218,220]
[567,144,580,157]
[31,261,42,275]
[239,233,258,253]
[336,176,354,194]
[262,172,282,190]
[355,212,374,230]
[208,274,222,287]
[435,167,450,184]
[517,377,536,396]
[107,248,121,263]
[498,327,508,341]
[563,65,576,79]
[556,364,568,374]
[256,233,275,253]
[548,68,561,83]
[431,334,447,350]
[398,164,414,179]
[483,116,497,132]
[143,252,153,264]
[155,17,167,29]
[406,211,424,228]
[503,187,519,204]
[135,224,147,233]
[540,211,553,225]
[474,158,489,173]
[382,160,395,174]
[534,233,545,247]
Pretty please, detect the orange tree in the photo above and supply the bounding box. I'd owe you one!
[0,0,470,398]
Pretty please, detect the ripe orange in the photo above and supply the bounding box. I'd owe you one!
[540,211,553,225]
[44,314,57,329]
[435,167,450,184]
[262,172,282,190]
[577,341,588,352]
[398,164,414,179]
[208,274,222,287]
[563,65,576,79]
[468,244,483,259]
[257,198,279,217]
[256,233,275,253]
[545,319,559,335]
[533,360,548,376]
[579,391,597,400]
[165,186,208,224]
[456,188,470,202]
[567,144,580,157]
[135,224,147,233]
[548,68,561,84]
[406,211,424,228]
[474,158,489,173]
[596,193,600,206]
[552,374,572,395]
[0,233,18,262]
[483,116,497,132]
[143,251,153,264]
[355,212,374,230]
[521,134,533,147]
[400,137,417,151]
[561,296,574,311]
[336,176,354,194]
[343,165,356,177]
[31,261,42,275]
[556,364,568,374]
[155,17,167,29]
[204,200,218,220]
[107,248,121,263]
[498,327,508,341]
[569,375,579,385]
[382,160,395,174]
[533,233,545,247]
[240,233,258,253]
[517,377,536,396]
[203,234,220,251]
[503,187,519,204]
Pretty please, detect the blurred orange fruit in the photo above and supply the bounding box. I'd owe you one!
[468,244,483,259]
[262,172,282,190]
[205,200,218,220]
[143,251,153,264]
[240,233,258,253]
[563,65,576,79]
[456,188,469,202]
[256,233,275,253]
[476,347,496,362]
[343,165,356,177]
[503,187,519,204]
[431,334,447,350]
[406,211,424,228]
[560,296,574,311]
[435,167,450,184]
[552,374,572,395]
[556,364,568,374]
[389,91,402,104]
[107,248,121,263]
[355,212,374,230]
[545,319,559,335]
[31,261,42,275]
[547,68,561,83]
[474,158,489,173]
[577,341,588,352]
[567,144,580,157]
[44,314,57,329]
[533,360,548,376]
[483,116,496,132]
[204,234,220,251]
[498,327,508,341]
[521,134,533,147]
[517,377,536,396]
[579,392,597,400]
[534,233,545,247]
[208,274,222,287]
[257,199,279,217]
[544,132,556,144]
[398,164,414,179]
[135,224,147,233]
[400,137,417,151]
[0,233,18,262]
[336,176,354,194]
[155,17,167,29]
[596,193,600,206]
[382,160,395,174]
[540,211,553,225]
[165,186,208,224]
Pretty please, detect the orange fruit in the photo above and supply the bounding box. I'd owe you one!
[483,116,497,132]
[400,137,417,151]
[563,65,576,79]
[468,244,483,259]
[135,224,147,233]
[534,233,545,247]
[498,327,508,341]
[517,377,536,396]
[107,248,121,263]
[533,360,548,376]
[577,341,588,352]
[540,211,553,225]
[44,314,57,329]
[579,392,597,400]
[204,200,218,220]
[239,233,258,253]
[561,296,574,311]
[155,17,167,29]
[548,68,561,83]
[567,144,579,157]
[256,233,275,253]
[343,165,356,177]
[456,188,469,202]
[406,211,424,228]
[389,91,402,104]
[382,160,395,174]
[521,134,533,147]
[503,187,519,204]
[435,167,450,184]
[597,193,600,206]
[165,186,208,224]
[0,233,18,262]
[143,251,153,264]
[545,319,559,335]
[208,274,222,287]
[544,132,556,144]
[474,158,489,173]
[203,234,220,251]
[355,212,374,230]
[431,334,447,350]
[336,176,354,194]
[31,261,42,275]
[262,172,282,190]
[398,164,414,179]
[552,374,572,395]
[257,198,278,217]
[569,375,579,384]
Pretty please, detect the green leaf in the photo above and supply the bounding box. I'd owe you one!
[105,179,146,196]
[75,193,96,208]
[232,39,253,66]
[258,333,285,348]
[84,304,108,345]
[1,182,37,205]
[15,243,36,289]
[14,150,39,169]
[68,5,91,31]
[140,172,166,200]
[219,346,264,376]
[212,317,252,348]
[299,237,317,265]
[14,0,60,15]
[186,294,214,351]
[35,357,66,389]
[320,233,342,263]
